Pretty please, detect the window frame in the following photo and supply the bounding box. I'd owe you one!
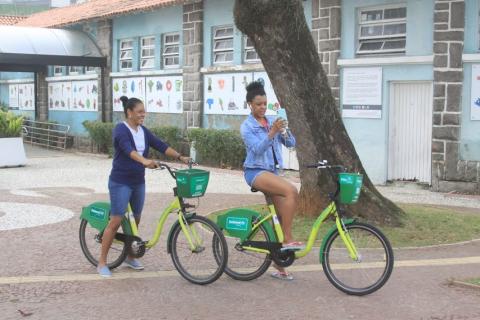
[162,32,180,69]
[356,5,407,56]
[119,38,134,71]
[212,25,234,65]
[140,36,156,70]
[68,66,83,75]
[53,66,63,76]
[243,35,260,64]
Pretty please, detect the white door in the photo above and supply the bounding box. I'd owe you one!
[388,82,433,183]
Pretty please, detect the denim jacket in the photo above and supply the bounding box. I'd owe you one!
[241,114,296,171]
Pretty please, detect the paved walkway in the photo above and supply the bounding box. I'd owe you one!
[0,146,479,320]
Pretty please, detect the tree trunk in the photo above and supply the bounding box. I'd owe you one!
[234,0,404,226]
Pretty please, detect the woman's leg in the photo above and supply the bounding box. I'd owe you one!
[98,215,123,267]
[252,172,299,243]
[127,183,146,260]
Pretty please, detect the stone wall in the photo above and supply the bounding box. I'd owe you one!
[312,0,341,103]
[432,0,479,193]
[182,0,203,128]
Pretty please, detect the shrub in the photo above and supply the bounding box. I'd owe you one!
[82,120,114,153]
[0,110,24,138]
[187,128,245,168]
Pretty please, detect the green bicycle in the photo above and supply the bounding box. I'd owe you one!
[79,162,228,285]
[214,160,394,295]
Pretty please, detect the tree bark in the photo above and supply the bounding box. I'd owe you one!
[234,0,404,226]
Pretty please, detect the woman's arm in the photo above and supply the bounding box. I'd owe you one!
[144,128,190,164]
[241,119,284,156]
[280,130,296,148]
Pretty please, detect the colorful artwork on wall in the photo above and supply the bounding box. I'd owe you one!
[48,81,71,111]
[71,80,98,112]
[48,80,98,112]
[145,76,183,113]
[18,83,35,111]
[203,73,253,115]
[112,77,146,112]
[8,84,19,109]
[471,64,480,120]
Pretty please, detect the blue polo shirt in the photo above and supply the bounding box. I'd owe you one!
[110,122,169,185]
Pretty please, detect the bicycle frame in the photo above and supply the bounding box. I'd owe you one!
[123,196,200,251]
[242,201,359,261]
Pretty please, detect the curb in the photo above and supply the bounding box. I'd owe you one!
[451,280,480,290]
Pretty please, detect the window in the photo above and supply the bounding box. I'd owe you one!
[53,66,63,76]
[213,26,234,64]
[85,66,97,73]
[244,36,260,63]
[68,66,83,75]
[119,39,133,71]
[140,36,155,69]
[163,33,180,68]
[357,6,406,55]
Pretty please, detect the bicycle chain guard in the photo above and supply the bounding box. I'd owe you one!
[271,249,295,267]
[114,233,146,258]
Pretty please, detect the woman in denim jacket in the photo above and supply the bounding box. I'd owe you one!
[240,81,302,280]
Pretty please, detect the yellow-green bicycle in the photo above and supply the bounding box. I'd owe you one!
[79,162,228,285]
[214,160,394,295]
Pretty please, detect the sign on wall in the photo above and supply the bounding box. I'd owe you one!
[145,76,183,113]
[203,73,252,115]
[18,83,35,111]
[112,77,146,112]
[470,64,480,120]
[8,84,19,109]
[48,81,71,111]
[342,67,383,119]
[48,80,98,111]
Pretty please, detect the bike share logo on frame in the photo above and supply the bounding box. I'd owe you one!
[90,207,106,220]
[226,217,249,231]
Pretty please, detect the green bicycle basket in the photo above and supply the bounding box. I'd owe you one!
[338,173,363,204]
[175,169,210,198]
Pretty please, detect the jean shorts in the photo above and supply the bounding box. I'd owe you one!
[108,178,145,217]
[244,168,277,187]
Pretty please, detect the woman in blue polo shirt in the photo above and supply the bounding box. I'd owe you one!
[97,95,190,277]
[240,81,301,280]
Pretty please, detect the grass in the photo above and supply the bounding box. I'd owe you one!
[465,278,480,286]
[208,203,480,248]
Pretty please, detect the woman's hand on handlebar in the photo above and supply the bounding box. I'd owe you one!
[178,155,191,165]
[143,159,159,169]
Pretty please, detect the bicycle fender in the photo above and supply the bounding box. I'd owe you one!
[166,220,180,254]
[319,218,355,264]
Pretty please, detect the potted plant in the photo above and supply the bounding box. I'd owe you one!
[0,110,27,167]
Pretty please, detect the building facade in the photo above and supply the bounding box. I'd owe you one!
[1,0,479,192]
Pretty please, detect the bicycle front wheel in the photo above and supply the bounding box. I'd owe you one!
[169,215,228,285]
[79,219,128,269]
[322,222,394,296]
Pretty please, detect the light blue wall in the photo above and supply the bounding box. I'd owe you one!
[112,6,183,72]
[341,0,434,59]
[203,0,313,67]
[49,111,99,136]
[460,65,480,160]
[460,1,480,160]
[0,72,35,110]
[464,0,479,54]
[341,65,434,184]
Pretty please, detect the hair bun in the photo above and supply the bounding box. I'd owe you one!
[246,81,264,92]
[119,96,129,106]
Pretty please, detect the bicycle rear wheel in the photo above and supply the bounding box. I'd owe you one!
[322,222,394,296]
[79,219,128,269]
[214,223,272,281]
[170,215,228,285]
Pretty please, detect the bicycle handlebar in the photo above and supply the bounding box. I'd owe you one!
[305,160,346,172]
[153,159,197,180]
